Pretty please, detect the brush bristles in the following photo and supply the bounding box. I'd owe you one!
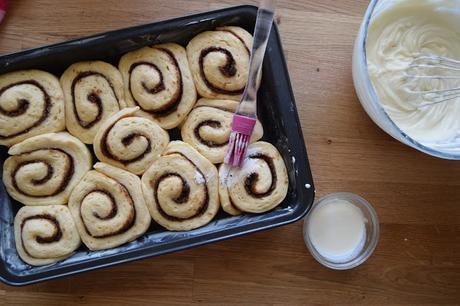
[224,131,251,167]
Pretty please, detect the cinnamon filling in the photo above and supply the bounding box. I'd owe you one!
[128,48,183,117]
[154,173,190,205]
[71,71,119,129]
[193,120,228,147]
[0,80,51,139]
[80,187,136,238]
[11,149,74,197]
[100,121,152,165]
[152,153,209,222]
[21,214,62,258]
[244,154,277,198]
[199,47,245,95]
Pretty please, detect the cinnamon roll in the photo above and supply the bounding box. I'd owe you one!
[181,98,263,163]
[68,162,151,251]
[3,132,92,206]
[0,70,65,146]
[218,141,288,215]
[93,107,169,175]
[141,141,219,231]
[119,43,197,129]
[14,205,81,266]
[60,61,126,144]
[186,26,253,100]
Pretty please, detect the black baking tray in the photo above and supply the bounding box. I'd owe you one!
[0,5,314,285]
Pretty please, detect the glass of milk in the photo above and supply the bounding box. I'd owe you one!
[303,192,379,270]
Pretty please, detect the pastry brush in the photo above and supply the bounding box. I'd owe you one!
[224,0,275,167]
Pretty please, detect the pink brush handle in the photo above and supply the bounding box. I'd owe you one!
[0,0,8,23]
[231,114,256,136]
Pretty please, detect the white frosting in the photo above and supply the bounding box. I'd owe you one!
[367,0,460,143]
[194,170,205,184]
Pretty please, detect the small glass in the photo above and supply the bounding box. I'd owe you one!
[303,192,379,270]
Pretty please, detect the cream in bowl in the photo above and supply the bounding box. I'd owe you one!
[367,0,460,143]
[353,0,460,159]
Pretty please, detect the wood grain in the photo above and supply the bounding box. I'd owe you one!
[1,0,460,305]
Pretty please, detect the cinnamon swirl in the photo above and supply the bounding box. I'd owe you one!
[14,205,81,266]
[3,132,92,205]
[186,26,253,100]
[60,61,126,144]
[93,107,169,175]
[119,43,197,129]
[68,162,151,251]
[0,70,65,146]
[141,141,219,231]
[218,141,288,215]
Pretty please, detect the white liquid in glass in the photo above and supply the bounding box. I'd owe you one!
[308,199,366,263]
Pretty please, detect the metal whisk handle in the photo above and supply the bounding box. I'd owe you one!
[406,54,460,108]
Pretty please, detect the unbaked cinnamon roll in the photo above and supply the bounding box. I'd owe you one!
[60,61,126,144]
[181,98,263,163]
[14,205,81,266]
[186,26,253,100]
[93,107,169,175]
[141,141,219,231]
[0,70,65,146]
[68,162,151,251]
[119,43,197,129]
[218,141,288,215]
[3,132,92,206]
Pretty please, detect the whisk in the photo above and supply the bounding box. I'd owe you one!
[405,54,460,108]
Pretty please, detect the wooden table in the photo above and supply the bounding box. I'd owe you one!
[1,0,459,304]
